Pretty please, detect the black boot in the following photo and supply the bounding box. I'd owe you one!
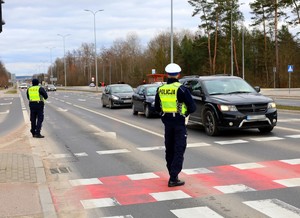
[168,178,185,187]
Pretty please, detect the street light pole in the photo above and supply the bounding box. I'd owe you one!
[85,9,104,92]
[170,0,173,63]
[230,0,233,76]
[57,34,70,87]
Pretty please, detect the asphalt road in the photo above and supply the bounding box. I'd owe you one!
[10,90,300,217]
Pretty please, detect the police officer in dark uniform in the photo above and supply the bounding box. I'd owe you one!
[26,79,48,138]
[155,63,196,187]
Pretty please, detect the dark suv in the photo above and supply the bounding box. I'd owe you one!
[181,75,277,136]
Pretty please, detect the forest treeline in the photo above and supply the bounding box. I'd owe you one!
[1,0,300,88]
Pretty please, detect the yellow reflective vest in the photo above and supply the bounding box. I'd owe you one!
[158,82,187,115]
[28,86,43,102]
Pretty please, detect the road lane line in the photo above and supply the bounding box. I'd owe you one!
[73,104,164,138]
[215,140,248,145]
[171,206,224,218]
[273,178,300,187]
[81,198,120,209]
[280,158,300,165]
[150,190,191,201]
[231,163,265,170]
[214,184,256,193]
[69,178,103,186]
[243,199,300,218]
[96,149,130,155]
[275,126,300,133]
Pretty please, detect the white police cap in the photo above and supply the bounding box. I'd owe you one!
[165,63,181,76]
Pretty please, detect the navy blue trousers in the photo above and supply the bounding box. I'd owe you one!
[29,104,44,135]
[164,123,187,181]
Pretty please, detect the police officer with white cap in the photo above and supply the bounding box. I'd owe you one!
[26,79,48,138]
[155,63,196,187]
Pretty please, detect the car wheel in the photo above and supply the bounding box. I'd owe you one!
[203,110,219,136]
[109,99,114,109]
[258,126,274,133]
[133,104,138,115]
[144,105,151,118]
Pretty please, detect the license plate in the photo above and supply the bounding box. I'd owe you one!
[247,115,266,120]
[123,100,131,103]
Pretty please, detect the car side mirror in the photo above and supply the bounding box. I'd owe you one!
[254,86,260,93]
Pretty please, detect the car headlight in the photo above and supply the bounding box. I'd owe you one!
[218,104,238,112]
[151,101,155,107]
[268,102,276,109]
[111,95,120,100]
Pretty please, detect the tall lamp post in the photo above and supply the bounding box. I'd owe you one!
[57,34,70,87]
[170,0,173,63]
[85,9,104,91]
[46,46,55,84]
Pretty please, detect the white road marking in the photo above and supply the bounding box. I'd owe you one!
[101,216,133,218]
[57,107,68,112]
[69,178,103,186]
[96,149,130,155]
[137,142,211,151]
[94,132,117,139]
[0,110,9,114]
[74,152,88,157]
[250,136,284,142]
[126,172,160,180]
[243,199,300,218]
[274,126,300,133]
[81,198,120,209]
[53,154,72,158]
[171,206,224,218]
[0,102,12,105]
[231,163,265,170]
[137,146,164,151]
[150,190,191,201]
[273,178,300,187]
[285,134,300,138]
[280,158,300,165]
[73,104,164,138]
[214,184,256,193]
[182,168,214,175]
[90,124,117,139]
[187,142,211,147]
[278,118,300,122]
[78,99,86,101]
[215,140,248,145]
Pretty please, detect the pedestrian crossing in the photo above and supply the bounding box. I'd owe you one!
[50,158,300,217]
[48,134,300,158]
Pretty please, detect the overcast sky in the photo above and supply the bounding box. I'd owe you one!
[0,0,252,77]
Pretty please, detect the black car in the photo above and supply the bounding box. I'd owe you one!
[132,84,160,118]
[101,84,134,108]
[181,75,277,136]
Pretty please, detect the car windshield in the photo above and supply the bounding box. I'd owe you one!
[146,86,158,96]
[111,86,133,93]
[204,78,255,95]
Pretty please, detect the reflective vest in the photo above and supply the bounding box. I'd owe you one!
[158,82,187,115]
[28,86,43,102]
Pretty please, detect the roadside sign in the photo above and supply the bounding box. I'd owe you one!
[288,65,294,73]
